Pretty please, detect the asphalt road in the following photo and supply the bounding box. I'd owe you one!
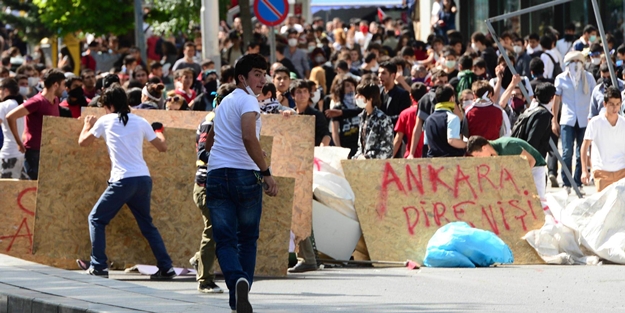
[109,263,625,313]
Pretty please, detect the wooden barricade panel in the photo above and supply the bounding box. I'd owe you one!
[82,108,314,241]
[342,157,544,265]
[0,179,75,268]
[32,116,289,276]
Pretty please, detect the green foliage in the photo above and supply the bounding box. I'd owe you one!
[0,0,52,42]
[32,0,134,36]
[147,0,232,36]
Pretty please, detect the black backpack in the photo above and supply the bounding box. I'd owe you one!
[543,52,563,78]
[511,105,549,140]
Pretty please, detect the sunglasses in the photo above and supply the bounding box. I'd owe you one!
[166,96,181,102]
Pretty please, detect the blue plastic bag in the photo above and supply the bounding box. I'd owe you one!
[423,222,514,267]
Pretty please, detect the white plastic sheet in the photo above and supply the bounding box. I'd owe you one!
[524,180,625,265]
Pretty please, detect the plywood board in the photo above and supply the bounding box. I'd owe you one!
[32,116,289,276]
[0,180,74,268]
[82,108,315,241]
[342,157,544,265]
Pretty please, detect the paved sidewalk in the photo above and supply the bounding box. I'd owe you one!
[3,253,625,312]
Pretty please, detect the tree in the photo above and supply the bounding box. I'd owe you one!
[147,0,237,37]
[32,0,135,36]
[0,0,52,43]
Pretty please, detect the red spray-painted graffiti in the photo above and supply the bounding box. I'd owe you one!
[1,187,37,253]
[375,161,539,236]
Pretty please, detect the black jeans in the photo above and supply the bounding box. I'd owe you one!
[24,149,40,180]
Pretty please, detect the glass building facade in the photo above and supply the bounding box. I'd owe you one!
[459,0,625,41]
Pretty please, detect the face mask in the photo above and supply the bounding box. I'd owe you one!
[589,35,597,43]
[32,52,41,61]
[308,45,315,53]
[28,77,39,87]
[591,58,601,65]
[511,97,525,112]
[314,55,325,64]
[617,60,623,67]
[355,97,367,109]
[243,78,258,97]
[445,60,456,69]
[68,87,84,98]
[564,34,575,42]
[311,89,321,103]
[204,80,218,93]
[513,46,523,54]
[288,38,298,47]
[462,100,472,108]
[19,86,29,97]
[471,43,478,50]
[373,40,382,45]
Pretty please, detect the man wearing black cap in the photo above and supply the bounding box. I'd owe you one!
[88,74,120,107]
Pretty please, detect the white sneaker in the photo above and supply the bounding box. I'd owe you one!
[235,277,252,313]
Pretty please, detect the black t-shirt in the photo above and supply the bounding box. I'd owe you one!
[302,106,330,146]
[380,84,411,126]
[331,100,361,153]
[481,47,498,78]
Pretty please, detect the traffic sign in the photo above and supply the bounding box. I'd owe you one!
[254,0,289,27]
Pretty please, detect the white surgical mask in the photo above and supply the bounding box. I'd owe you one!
[288,39,298,47]
[471,43,478,50]
[589,35,597,43]
[19,86,29,97]
[373,40,382,45]
[445,60,456,69]
[243,79,258,97]
[28,77,39,87]
[314,55,325,64]
[355,97,367,109]
[308,45,315,53]
[513,46,523,54]
[32,52,41,61]
[463,100,473,108]
[311,89,321,103]
[591,58,601,65]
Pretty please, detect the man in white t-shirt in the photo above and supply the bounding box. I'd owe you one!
[0,78,26,178]
[204,54,278,313]
[581,86,625,192]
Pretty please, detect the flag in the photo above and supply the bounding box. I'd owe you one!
[377,8,387,21]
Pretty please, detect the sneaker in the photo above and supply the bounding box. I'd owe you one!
[287,262,318,273]
[86,267,109,278]
[198,281,223,294]
[150,267,176,280]
[578,185,586,196]
[548,174,558,188]
[564,186,571,194]
[76,259,90,271]
[235,278,252,313]
[189,256,198,272]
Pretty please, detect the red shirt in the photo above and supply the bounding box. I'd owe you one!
[59,98,90,119]
[23,93,60,150]
[465,104,503,140]
[394,105,424,158]
[174,89,196,104]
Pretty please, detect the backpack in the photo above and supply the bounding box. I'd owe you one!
[543,52,563,78]
[456,71,478,98]
[511,105,548,140]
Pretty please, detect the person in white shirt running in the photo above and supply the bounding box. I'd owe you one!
[77,84,175,280]
[581,86,625,192]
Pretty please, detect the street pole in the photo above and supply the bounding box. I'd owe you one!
[590,0,618,88]
[133,0,147,64]
[269,27,276,65]
[201,0,221,71]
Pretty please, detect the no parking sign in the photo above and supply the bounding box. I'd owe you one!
[254,0,289,27]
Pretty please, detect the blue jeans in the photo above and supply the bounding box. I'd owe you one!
[206,168,263,310]
[560,124,586,187]
[89,176,172,271]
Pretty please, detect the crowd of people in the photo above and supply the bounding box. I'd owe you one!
[5,5,625,312]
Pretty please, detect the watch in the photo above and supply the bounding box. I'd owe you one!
[260,167,272,177]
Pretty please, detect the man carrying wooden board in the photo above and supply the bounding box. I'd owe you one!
[466,136,551,217]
